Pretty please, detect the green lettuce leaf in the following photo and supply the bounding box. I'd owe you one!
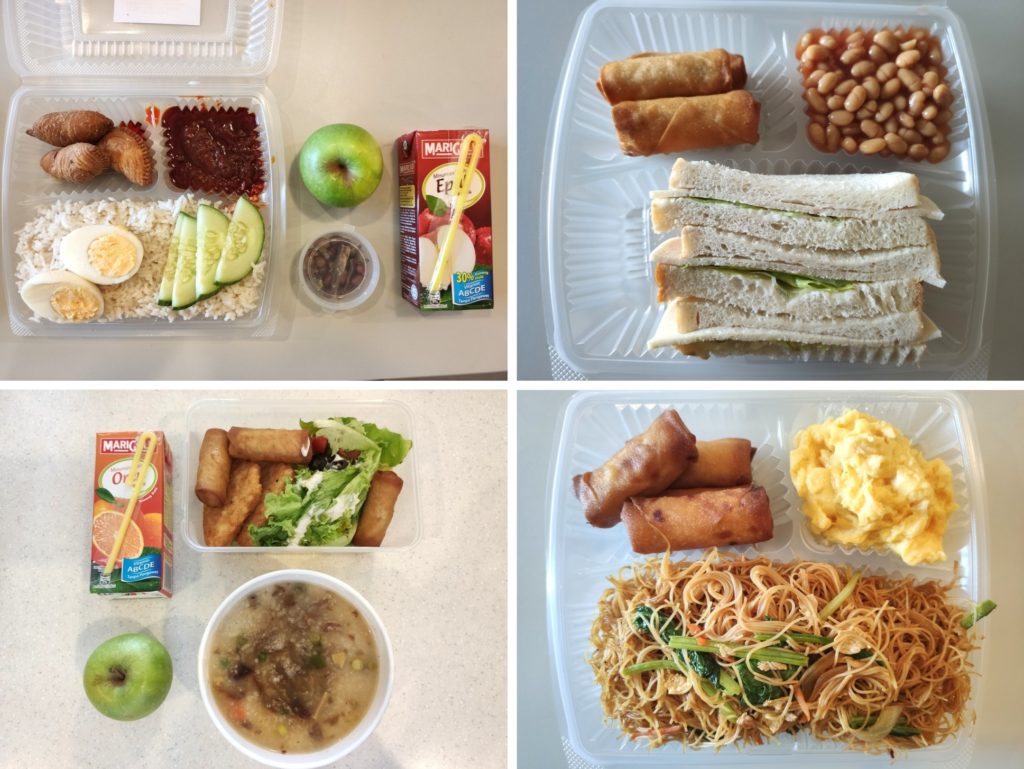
[687,196,843,221]
[353,420,412,468]
[252,416,412,547]
[706,266,857,294]
[248,482,305,546]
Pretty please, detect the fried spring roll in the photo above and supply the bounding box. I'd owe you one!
[611,91,760,156]
[352,470,404,547]
[195,428,231,507]
[236,463,295,546]
[622,485,773,553]
[227,427,312,465]
[203,461,263,547]
[670,439,755,488]
[573,409,698,528]
[597,50,747,105]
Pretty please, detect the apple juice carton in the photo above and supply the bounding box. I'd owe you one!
[396,129,494,310]
[90,432,173,598]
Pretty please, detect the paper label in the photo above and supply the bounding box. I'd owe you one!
[113,0,201,26]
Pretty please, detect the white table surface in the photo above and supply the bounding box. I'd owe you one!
[517,389,1024,768]
[0,0,507,380]
[516,0,1024,380]
[0,389,507,768]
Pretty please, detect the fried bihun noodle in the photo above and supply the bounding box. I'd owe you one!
[589,550,976,753]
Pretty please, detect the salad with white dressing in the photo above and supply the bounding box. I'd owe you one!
[249,417,412,546]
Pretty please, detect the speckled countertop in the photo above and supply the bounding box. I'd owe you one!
[0,389,507,768]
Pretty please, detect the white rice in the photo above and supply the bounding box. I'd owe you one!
[14,195,266,322]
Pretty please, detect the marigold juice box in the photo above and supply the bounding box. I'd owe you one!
[90,432,172,598]
[396,129,494,311]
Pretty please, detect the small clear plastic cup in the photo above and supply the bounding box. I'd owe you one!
[297,226,380,312]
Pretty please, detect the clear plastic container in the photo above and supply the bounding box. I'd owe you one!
[1,0,285,337]
[183,398,421,553]
[541,0,996,379]
[546,391,988,767]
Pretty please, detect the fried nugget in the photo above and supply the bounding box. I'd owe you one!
[236,462,294,546]
[203,461,262,546]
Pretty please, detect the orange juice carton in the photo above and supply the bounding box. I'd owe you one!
[396,129,494,311]
[90,431,173,598]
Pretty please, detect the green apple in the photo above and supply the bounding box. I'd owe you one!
[83,633,173,721]
[298,123,384,207]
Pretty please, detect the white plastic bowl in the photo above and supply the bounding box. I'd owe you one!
[198,569,394,768]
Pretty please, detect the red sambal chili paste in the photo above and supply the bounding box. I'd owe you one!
[161,106,266,198]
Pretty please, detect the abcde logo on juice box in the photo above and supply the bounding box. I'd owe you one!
[90,432,173,598]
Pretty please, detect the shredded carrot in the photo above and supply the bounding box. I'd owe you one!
[794,684,811,723]
[688,623,701,635]
[696,635,709,647]
[230,699,246,722]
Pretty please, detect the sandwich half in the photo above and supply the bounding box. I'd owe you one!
[651,227,945,287]
[649,296,939,364]
[662,158,944,219]
[644,160,945,363]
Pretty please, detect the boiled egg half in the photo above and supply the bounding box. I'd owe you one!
[59,224,144,285]
[20,270,104,322]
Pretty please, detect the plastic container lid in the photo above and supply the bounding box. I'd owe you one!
[2,0,283,79]
[297,226,381,312]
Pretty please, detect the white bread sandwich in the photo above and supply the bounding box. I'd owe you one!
[650,196,932,249]
[649,296,938,364]
[651,227,945,287]
[645,160,945,362]
[661,158,944,219]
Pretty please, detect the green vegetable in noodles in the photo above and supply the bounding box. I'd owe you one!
[960,599,996,629]
[818,570,862,621]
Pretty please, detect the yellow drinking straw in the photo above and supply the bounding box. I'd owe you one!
[429,132,484,295]
[103,431,157,576]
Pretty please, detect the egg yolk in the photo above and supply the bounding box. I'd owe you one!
[87,234,136,278]
[50,286,100,321]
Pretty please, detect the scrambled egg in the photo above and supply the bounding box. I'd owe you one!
[790,410,956,565]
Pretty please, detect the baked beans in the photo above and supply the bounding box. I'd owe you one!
[797,26,954,161]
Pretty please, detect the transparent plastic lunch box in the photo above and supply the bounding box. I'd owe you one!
[546,391,989,767]
[541,0,996,379]
[183,398,421,552]
[1,0,285,337]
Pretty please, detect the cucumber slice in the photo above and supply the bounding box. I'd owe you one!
[157,213,186,306]
[195,204,230,301]
[215,197,265,286]
[170,214,199,310]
